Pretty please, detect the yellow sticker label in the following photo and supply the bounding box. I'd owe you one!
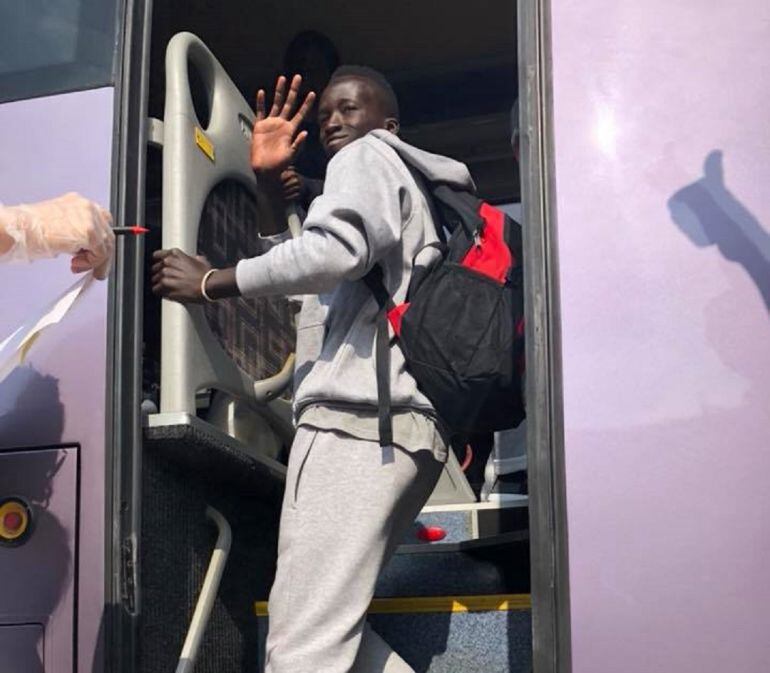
[195,127,215,162]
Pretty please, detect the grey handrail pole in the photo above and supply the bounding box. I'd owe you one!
[175,506,232,673]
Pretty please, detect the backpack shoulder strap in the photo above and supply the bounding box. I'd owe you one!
[431,184,484,240]
[362,264,394,448]
[380,139,481,240]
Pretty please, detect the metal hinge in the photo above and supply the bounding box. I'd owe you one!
[147,117,164,148]
[120,535,137,613]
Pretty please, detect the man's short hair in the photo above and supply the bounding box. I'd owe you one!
[330,65,400,120]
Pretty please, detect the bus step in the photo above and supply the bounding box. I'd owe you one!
[253,594,532,673]
[399,501,529,549]
[144,412,286,499]
[377,536,529,599]
[368,594,532,673]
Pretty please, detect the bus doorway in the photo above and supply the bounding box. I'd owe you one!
[134,1,539,671]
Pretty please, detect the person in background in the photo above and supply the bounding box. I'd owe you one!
[279,30,340,211]
[481,97,528,502]
[0,192,114,279]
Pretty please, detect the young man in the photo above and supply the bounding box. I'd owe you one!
[152,67,475,672]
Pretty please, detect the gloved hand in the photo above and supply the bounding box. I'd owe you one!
[0,192,115,279]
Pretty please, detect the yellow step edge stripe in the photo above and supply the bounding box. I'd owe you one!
[254,594,531,617]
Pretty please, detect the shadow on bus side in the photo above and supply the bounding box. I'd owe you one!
[669,149,770,312]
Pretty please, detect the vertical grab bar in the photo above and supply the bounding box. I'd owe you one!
[175,506,232,673]
[286,205,303,239]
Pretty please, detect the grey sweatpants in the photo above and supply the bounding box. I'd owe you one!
[264,426,443,673]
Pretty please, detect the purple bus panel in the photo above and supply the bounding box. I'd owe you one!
[0,447,78,673]
[0,623,44,673]
[0,87,114,673]
[549,1,770,671]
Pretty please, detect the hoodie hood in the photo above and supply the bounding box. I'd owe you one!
[369,129,476,193]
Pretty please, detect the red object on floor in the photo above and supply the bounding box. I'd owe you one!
[416,525,447,542]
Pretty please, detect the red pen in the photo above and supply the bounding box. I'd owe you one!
[112,226,149,235]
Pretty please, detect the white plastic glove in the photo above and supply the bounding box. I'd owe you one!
[0,192,114,279]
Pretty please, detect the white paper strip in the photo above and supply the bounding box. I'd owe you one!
[0,273,94,384]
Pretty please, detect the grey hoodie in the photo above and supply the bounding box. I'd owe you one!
[236,129,474,425]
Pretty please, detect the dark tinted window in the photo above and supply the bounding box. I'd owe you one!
[0,0,119,103]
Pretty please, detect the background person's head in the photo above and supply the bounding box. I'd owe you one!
[283,30,340,104]
[318,65,400,156]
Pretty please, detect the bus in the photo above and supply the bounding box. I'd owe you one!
[0,1,768,672]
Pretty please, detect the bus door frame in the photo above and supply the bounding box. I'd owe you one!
[106,0,153,672]
[106,0,573,671]
[518,0,572,671]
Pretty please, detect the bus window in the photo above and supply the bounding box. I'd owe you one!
[0,0,119,104]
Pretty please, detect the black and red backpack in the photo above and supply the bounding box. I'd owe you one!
[364,165,526,446]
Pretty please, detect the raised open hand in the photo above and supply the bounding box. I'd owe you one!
[250,74,316,175]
